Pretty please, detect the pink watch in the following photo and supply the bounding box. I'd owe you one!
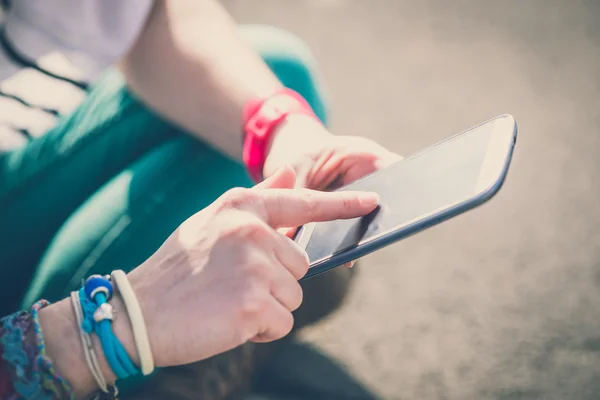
[242,88,319,182]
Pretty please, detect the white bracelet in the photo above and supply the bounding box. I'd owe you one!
[70,290,109,392]
[111,270,155,376]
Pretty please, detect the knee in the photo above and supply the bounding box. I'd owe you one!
[240,25,330,124]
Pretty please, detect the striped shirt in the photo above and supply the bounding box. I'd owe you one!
[0,0,154,151]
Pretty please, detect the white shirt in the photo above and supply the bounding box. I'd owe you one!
[0,0,154,150]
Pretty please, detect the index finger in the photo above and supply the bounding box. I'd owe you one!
[253,188,380,228]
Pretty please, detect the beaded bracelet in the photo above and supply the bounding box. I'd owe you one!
[79,275,140,380]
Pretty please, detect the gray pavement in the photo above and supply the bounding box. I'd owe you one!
[225,1,600,399]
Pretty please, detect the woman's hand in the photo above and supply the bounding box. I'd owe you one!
[126,165,379,368]
[263,115,402,191]
[40,166,378,398]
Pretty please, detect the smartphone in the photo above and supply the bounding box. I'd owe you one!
[295,114,518,281]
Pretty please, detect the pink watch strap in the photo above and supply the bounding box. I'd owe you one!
[242,88,318,182]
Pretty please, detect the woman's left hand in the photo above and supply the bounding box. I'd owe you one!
[263,115,402,191]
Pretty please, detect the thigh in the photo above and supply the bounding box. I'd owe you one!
[21,136,252,306]
[0,69,175,313]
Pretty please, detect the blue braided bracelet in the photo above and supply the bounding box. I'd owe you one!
[79,275,140,380]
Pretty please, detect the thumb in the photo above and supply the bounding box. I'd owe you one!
[253,165,297,190]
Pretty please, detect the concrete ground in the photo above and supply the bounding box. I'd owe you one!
[225,1,600,399]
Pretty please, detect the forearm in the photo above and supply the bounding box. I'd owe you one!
[119,0,284,160]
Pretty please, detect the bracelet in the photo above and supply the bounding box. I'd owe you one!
[242,87,319,182]
[71,291,120,399]
[70,290,109,392]
[79,276,140,380]
[33,300,119,400]
[0,300,74,399]
[110,270,154,376]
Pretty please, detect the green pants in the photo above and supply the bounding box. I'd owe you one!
[0,25,329,316]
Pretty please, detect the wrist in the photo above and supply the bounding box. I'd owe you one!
[242,88,326,182]
[262,113,332,178]
[39,290,138,399]
[40,299,102,399]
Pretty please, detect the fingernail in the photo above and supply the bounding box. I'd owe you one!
[359,193,380,207]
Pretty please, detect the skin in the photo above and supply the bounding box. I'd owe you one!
[39,167,380,399]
